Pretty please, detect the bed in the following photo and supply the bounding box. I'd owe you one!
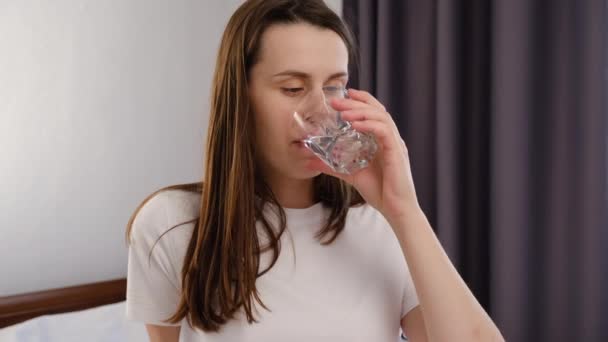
[0,278,147,342]
[0,279,408,341]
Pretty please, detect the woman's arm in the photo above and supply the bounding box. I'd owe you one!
[388,207,504,342]
[145,324,180,342]
[401,306,429,341]
[307,89,504,341]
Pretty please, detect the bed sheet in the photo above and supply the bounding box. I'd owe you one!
[0,301,147,342]
[0,301,409,341]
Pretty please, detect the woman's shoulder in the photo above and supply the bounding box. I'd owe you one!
[345,202,396,236]
[162,188,201,226]
[347,202,387,224]
[129,187,200,245]
[125,188,201,314]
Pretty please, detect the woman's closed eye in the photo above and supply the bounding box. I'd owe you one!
[281,87,304,96]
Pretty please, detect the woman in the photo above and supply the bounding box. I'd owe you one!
[125,0,504,341]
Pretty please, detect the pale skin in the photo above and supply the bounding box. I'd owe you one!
[145,22,505,341]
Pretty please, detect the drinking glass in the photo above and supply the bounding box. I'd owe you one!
[291,86,377,174]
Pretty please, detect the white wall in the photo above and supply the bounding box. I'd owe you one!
[0,0,240,296]
[0,0,342,296]
[326,0,342,16]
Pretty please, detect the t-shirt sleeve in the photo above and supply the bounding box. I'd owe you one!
[400,258,420,318]
[125,192,182,326]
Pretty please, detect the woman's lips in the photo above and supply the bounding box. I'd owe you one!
[291,141,313,154]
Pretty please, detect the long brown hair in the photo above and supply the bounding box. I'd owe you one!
[125,0,363,333]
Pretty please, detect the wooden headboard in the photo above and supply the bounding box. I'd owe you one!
[0,278,126,329]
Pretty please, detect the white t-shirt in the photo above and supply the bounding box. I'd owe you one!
[126,189,419,341]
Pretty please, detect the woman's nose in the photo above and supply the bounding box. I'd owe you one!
[302,88,331,114]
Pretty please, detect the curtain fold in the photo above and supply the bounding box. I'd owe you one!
[343,1,607,340]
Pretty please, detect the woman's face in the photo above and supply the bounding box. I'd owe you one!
[248,22,349,181]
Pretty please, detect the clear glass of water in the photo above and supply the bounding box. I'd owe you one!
[292,86,378,174]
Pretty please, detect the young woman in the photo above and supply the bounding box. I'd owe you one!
[125,1,504,341]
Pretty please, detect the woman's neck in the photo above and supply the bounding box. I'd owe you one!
[267,176,316,209]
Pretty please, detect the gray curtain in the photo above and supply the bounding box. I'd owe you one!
[343,1,608,341]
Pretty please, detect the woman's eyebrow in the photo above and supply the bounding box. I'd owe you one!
[272,70,348,81]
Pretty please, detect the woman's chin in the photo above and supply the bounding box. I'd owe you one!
[293,168,322,179]
[286,162,322,179]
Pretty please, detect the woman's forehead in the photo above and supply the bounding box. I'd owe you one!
[255,23,348,77]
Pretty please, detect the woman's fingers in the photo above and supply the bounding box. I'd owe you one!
[330,88,386,112]
[341,108,391,123]
[400,138,408,152]
[341,109,401,140]
[347,88,386,111]
[330,98,369,111]
[350,119,400,153]
[334,87,410,156]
